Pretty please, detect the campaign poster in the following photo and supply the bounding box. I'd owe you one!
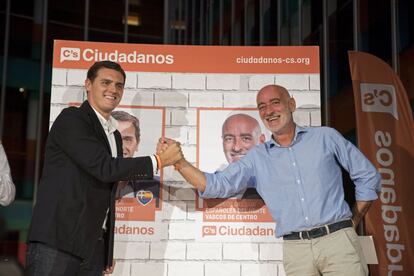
[196,108,277,242]
[51,40,320,264]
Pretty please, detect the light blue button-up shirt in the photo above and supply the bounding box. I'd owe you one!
[201,126,381,237]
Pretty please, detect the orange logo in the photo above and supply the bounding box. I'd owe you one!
[202,225,217,237]
[360,83,398,119]
[60,47,80,62]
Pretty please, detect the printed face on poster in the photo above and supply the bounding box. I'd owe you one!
[198,108,270,173]
[197,108,271,205]
[112,107,163,159]
[196,108,278,242]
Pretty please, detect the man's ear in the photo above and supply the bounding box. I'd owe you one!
[259,134,266,144]
[135,139,140,153]
[85,78,91,93]
[288,97,296,112]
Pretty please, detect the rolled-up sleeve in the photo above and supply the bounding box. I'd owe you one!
[200,156,255,199]
[330,128,381,201]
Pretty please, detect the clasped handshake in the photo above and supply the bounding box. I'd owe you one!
[155,138,185,170]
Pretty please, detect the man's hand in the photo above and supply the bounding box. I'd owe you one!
[156,138,169,155]
[115,181,128,201]
[103,260,115,274]
[156,138,206,192]
[352,200,374,229]
[157,138,183,167]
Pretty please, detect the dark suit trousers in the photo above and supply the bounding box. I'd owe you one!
[25,237,105,276]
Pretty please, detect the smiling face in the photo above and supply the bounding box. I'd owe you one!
[86,67,125,119]
[257,85,296,138]
[117,120,140,158]
[222,114,265,163]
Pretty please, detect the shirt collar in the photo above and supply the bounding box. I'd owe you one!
[267,125,308,148]
[91,106,118,134]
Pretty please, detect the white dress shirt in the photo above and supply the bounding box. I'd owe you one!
[92,108,119,230]
[0,143,15,206]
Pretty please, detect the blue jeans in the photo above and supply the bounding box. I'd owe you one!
[25,241,105,276]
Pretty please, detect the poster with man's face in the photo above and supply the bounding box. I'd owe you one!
[112,106,166,241]
[196,108,277,242]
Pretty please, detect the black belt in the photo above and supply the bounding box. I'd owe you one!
[283,219,353,240]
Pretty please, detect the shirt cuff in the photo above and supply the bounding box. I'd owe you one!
[150,155,158,175]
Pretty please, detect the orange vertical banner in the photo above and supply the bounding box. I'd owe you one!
[349,51,414,276]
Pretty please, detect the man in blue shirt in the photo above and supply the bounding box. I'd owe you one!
[166,84,380,276]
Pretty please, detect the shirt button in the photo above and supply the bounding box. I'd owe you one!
[305,217,308,220]
[297,179,300,184]
[288,148,292,151]
[301,198,304,201]
[293,162,296,166]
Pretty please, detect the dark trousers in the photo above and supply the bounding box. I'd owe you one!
[25,238,105,276]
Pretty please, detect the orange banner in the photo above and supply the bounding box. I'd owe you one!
[53,40,319,73]
[349,51,414,275]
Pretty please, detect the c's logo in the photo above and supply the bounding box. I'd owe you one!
[202,225,217,237]
[360,83,398,120]
[60,47,81,62]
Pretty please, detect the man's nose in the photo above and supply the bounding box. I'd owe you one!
[264,103,274,115]
[232,137,242,151]
[108,83,117,92]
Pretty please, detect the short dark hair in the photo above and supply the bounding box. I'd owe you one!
[111,110,140,141]
[87,61,126,82]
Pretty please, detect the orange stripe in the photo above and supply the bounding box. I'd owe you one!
[54,40,319,73]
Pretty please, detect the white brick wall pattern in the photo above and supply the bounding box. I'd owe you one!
[51,68,321,276]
